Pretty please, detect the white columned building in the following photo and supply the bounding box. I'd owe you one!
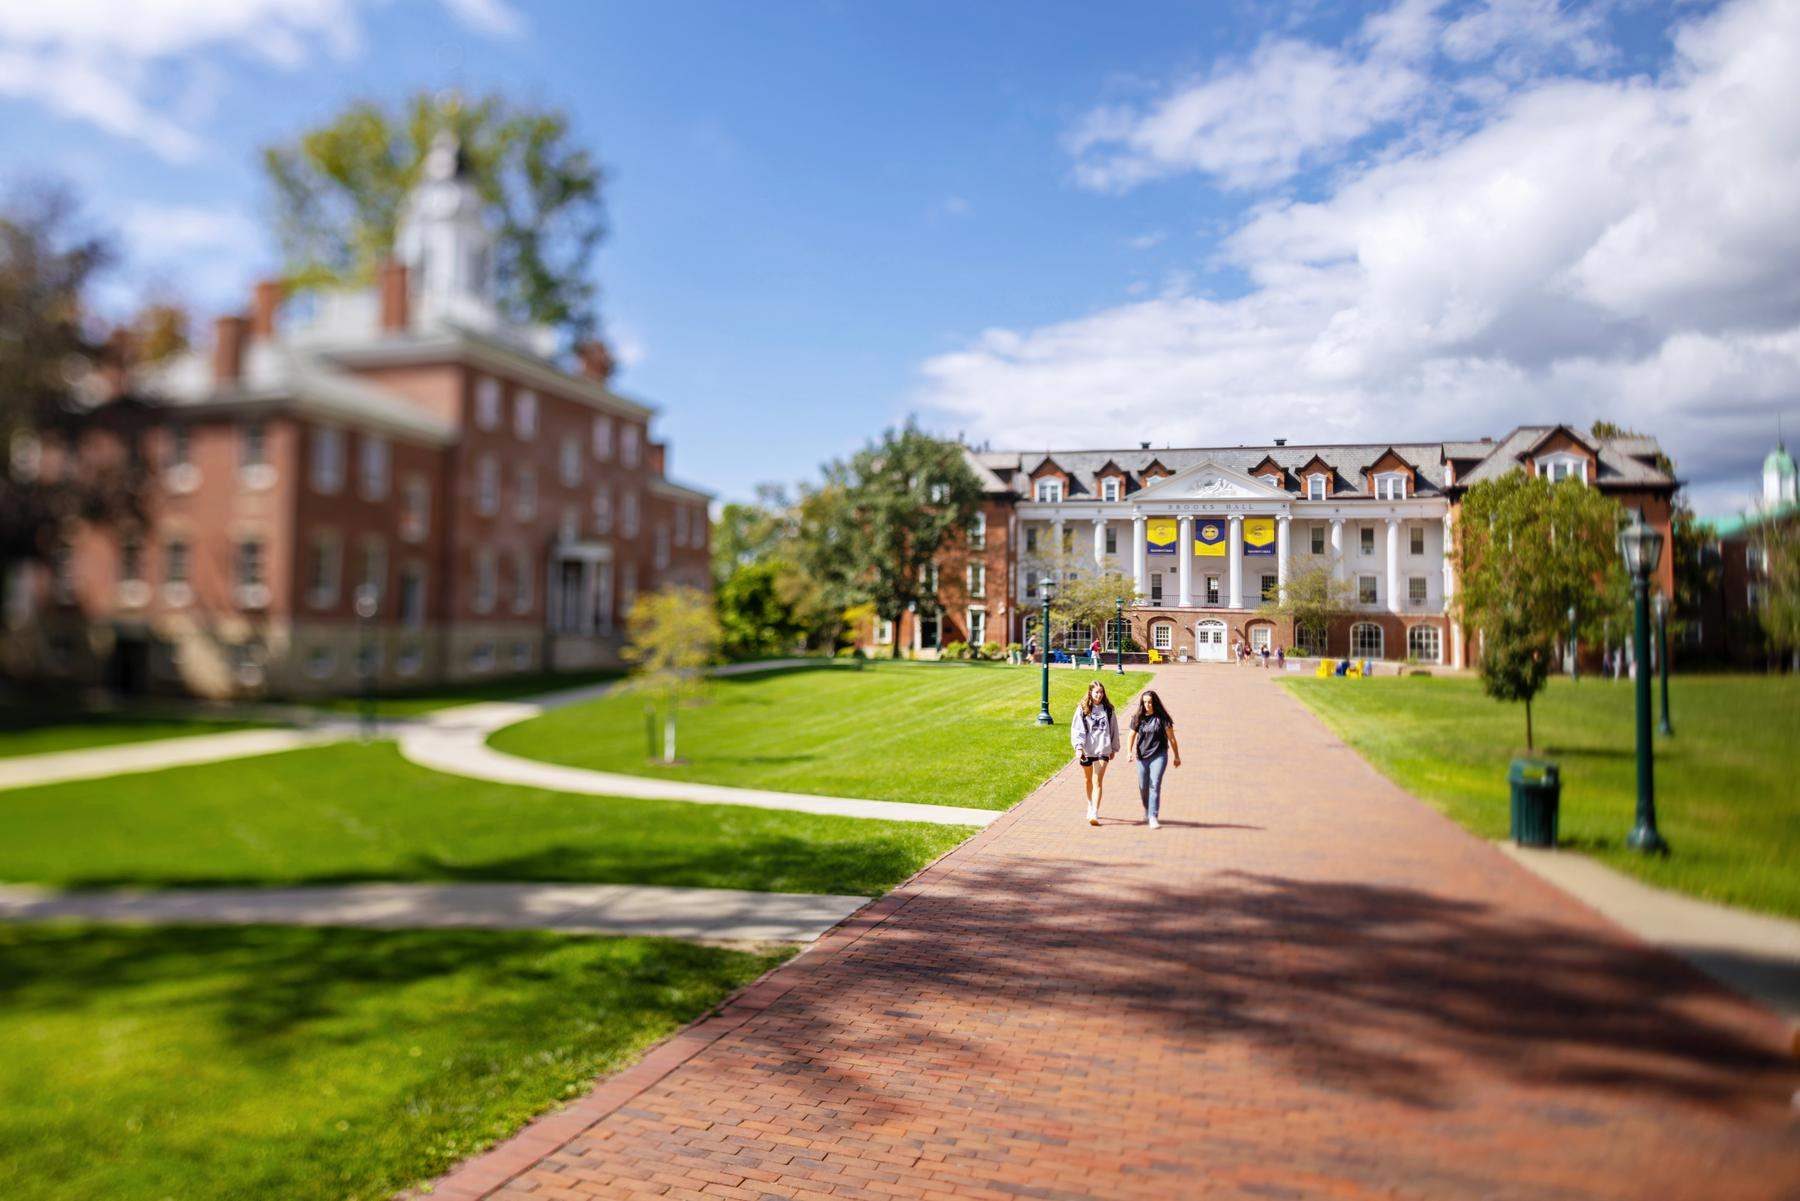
[1227,515,1245,609]
[1176,515,1194,607]
[1386,518,1403,614]
[1131,515,1148,596]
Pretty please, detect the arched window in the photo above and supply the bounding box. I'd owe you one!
[1351,622,1384,660]
[1408,624,1441,663]
[1294,624,1327,657]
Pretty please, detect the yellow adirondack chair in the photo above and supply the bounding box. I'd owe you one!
[1314,659,1332,678]
[1147,647,1164,664]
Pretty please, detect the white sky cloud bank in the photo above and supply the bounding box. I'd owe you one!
[922,0,1800,516]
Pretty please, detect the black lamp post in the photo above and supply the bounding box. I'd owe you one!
[354,582,379,741]
[1567,604,1579,683]
[1035,577,1057,726]
[1654,592,1674,736]
[1617,511,1668,854]
[1114,595,1125,676]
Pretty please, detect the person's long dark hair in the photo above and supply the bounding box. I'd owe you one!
[1131,689,1166,729]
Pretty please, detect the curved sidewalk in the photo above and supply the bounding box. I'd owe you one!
[419,664,1799,1201]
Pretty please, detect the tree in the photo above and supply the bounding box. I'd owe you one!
[1257,564,1353,654]
[264,91,605,336]
[1755,511,1800,669]
[717,559,807,660]
[1045,567,1138,650]
[1592,422,1714,639]
[1480,610,1553,751]
[0,187,149,577]
[802,424,983,658]
[622,587,721,764]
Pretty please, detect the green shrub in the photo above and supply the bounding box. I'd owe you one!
[941,640,969,660]
[979,641,1003,661]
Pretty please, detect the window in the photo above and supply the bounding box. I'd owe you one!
[514,390,538,439]
[1150,573,1163,604]
[621,491,640,537]
[475,378,501,430]
[473,549,496,613]
[512,548,533,613]
[511,641,531,670]
[476,455,499,515]
[1351,622,1384,659]
[592,415,612,459]
[1024,569,1039,599]
[165,538,189,587]
[674,505,688,548]
[1034,479,1064,502]
[359,434,390,500]
[1025,528,1039,553]
[1410,525,1425,556]
[120,536,144,583]
[967,608,987,646]
[1152,623,1173,651]
[1105,526,1118,555]
[1408,576,1428,605]
[918,611,941,649]
[1102,477,1120,502]
[399,564,426,628]
[1307,474,1326,500]
[306,536,340,608]
[928,482,949,504]
[516,465,537,520]
[402,475,431,541]
[559,506,580,544]
[240,420,266,469]
[926,563,939,593]
[167,426,191,469]
[396,642,423,676]
[305,646,337,680]
[1061,528,1074,554]
[1262,474,1281,489]
[967,562,986,598]
[655,524,670,570]
[560,436,581,486]
[1374,472,1405,500]
[1358,575,1379,605]
[1310,525,1326,555]
[621,424,640,468]
[1205,575,1221,605]
[1066,620,1093,649]
[1260,574,1277,602]
[1295,624,1327,657]
[469,642,496,672]
[235,538,267,608]
[1537,454,1587,484]
[1408,624,1441,663]
[592,488,612,534]
[1360,526,1375,555]
[875,618,894,645]
[360,539,386,599]
[311,427,345,494]
[969,512,987,549]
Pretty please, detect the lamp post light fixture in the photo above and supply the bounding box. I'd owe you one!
[1616,510,1669,854]
[1567,604,1579,683]
[354,582,380,741]
[1035,577,1057,726]
[1654,592,1674,737]
[1114,595,1125,676]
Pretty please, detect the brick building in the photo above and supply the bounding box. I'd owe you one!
[2,134,710,698]
[1693,441,1798,665]
[869,426,1676,665]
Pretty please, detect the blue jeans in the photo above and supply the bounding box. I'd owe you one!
[1136,753,1168,821]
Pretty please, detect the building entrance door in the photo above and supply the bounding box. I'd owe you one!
[1249,626,1272,653]
[1195,620,1228,662]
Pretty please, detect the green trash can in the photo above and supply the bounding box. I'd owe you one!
[1508,758,1561,848]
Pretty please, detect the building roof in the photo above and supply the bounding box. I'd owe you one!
[1450,426,1676,490]
[1707,501,1799,540]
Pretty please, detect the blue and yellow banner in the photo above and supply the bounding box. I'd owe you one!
[1146,517,1178,556]
[1194,518,1227,557]
[1244,516,1276,557]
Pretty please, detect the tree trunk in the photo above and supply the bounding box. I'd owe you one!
[1525,697,1534,752]
[663,712,677,764]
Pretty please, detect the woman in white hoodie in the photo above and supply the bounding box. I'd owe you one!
[1070,680,1120,826]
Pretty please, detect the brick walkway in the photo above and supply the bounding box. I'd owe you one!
[423,666,1799,1201]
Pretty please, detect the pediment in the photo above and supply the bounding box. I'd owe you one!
[1130,460,1291,502]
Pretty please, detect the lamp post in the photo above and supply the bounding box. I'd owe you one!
[354,583,379,741]
[1114,595,1125,676]
[1567,604,1579,683]
[1616,511,1668,854]
[1035,577,1057,726]
[1654,592,1674,736]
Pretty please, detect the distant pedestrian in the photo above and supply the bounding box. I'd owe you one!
[1070,680,1120,827]
[1090,637,1102,669]
[1127,689,1182,829]
[1276,646,1286,670]
[1025,634,1038,664]
[1259,644,1271,669]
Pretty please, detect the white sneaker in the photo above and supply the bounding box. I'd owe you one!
[1147,815,1161,829]
[1087,801,1099,826]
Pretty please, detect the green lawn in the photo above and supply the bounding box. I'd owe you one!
[0,711,270,759]
[1280,673,1800,917]
[0,740,967,896]
[490,660,1154,810]
[0,923,784,1201]
[297,668,626,718]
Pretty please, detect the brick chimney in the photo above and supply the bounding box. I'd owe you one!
[213,315,249,385]
[646,441,666,475]
[576,340,616,382]
[250,278,285,339]
[378,259,410,332]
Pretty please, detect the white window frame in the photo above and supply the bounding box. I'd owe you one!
[1310,525,1326,555]
[1260,574,1277,602]
[1358,574,1379,605]
[1351,621,1384,660]
[1205,574,1221,606]
[475,377,501,430]
[560,436,582,487]
[359,434,390,501]
[1307,474,1326,500]
[875,618,894,645]
[592,487,613,534]
[592,415,613,460]
[1409,525,1425,556]
[476,454,499,516]
[1149,573,1163,604]
[967,607,987,646]
[513,390,538,439]
[516,465,537,520]
[969,511,987,549]
[1101,477,1120,502]
[621,424,641,468]
[1152,622,1173,651]
[1034,478,1063,503]
[1408,624,1441,663]
[1374,472,1405,500]
[1359,526,1375,556]
[1262,474,1281,490]
[1408,576,1429,606]
[1537,453,1588,484]
[967,562,986,598]
[311,426,345,495]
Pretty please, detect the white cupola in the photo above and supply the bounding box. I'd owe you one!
[1765,440,1797,507]
[394,130,497,328]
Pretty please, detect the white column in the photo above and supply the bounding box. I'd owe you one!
[1092,518,1107,570]
[1386,518,1402,614]
[1444,511,1462,668]
[1276,515,1291,600]
[1177,516,1193,607]
[1053,515,1066,558]
[1330,518,1346,583]
[1227,514,1244,609]
[1132,515,1148,597]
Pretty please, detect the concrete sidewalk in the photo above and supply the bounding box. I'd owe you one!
[0,725,357,792]
[418,663,1799,1201]
[0,881,869,944]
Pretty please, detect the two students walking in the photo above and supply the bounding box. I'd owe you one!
[1069,682,1181,829]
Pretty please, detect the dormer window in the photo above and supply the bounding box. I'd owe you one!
[1537,453,1587,484]
[1035,479,1063,503]
[1306,474,1327,500]
[1374,473,1406,500]
[1101,477,1120,502]
[1262,474,1281,490]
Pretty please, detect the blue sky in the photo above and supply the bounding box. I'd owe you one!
[3,0,1797,516]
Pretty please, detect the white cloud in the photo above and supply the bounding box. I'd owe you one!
[108,202,268,309]
[0,0,523,161]
[921,0,1800,515]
